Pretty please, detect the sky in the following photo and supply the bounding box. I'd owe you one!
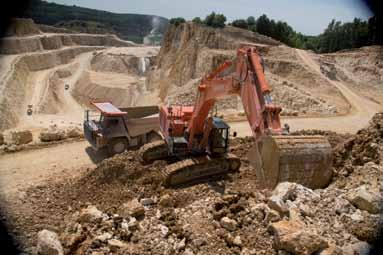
[47,0,373,35]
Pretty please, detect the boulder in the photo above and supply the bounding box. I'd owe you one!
[37,229,64,255]
[268,182,320,216]
[119,198,145,218]
[40,126,66,142]
[220,217,237,231]
[65,126,83,138]
[269,219,328,255]
[11,130,33,145]
[78,205,103,224]
[347,185,382,214]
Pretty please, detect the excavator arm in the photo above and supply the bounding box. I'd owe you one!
[187,45,282,149]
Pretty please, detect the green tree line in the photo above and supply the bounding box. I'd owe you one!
[181,12,382,53]
[170,12,226,28]
[229,14,382,53]
[19,0,168,43]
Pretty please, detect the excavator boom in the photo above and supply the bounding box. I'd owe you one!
[140,45,333,189]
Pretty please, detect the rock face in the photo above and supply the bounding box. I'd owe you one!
[37,229,64,255]
[0,46,104,131]
[270,219,328,255]
[10,130,33,145]
[5,18,41,36]
[0,32,135,54]
[148,22,348,118]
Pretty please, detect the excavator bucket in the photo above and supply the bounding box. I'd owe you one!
[248,135,333,189]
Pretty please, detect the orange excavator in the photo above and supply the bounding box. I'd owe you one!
[139,45,332,188]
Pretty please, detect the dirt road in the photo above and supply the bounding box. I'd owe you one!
[230,49,382,135]
[0,141,107,199]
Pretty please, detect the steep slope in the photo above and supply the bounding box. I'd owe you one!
[319,46,383,104]
[20,0,168,43]
[147,23,349,117]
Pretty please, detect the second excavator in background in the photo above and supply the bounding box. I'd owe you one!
[139,45,333,189]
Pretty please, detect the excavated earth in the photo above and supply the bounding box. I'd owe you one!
[1,113,382,254]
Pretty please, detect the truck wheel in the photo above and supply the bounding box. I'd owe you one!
[108,138,128,156]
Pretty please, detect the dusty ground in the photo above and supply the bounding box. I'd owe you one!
[1,116,382,254]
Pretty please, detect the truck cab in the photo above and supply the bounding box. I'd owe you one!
[84,102,161,155]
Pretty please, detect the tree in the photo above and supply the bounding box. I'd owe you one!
[213,14,227,28]
[247,16,257,32]
[247,16,256,26]
[192,17,202,24]
[232,19,248,29]
[256,14,273,36]
[204,12,226,28]
[169,17,186,27]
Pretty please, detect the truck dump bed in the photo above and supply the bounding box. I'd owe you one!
[120,106,159,119]
[121,106,160,137]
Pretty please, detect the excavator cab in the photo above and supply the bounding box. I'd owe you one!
[208,117,230,155]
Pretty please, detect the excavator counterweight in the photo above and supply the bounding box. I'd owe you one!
[139,45,333,189]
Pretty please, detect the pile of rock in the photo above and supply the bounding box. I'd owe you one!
[59,202,145,254]
[39,125,82,142]
[334,112,383,170]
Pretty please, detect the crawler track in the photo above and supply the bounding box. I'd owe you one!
[161,153,241,187]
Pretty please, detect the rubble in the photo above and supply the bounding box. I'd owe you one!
[6,114,383,254]
[269,219,328,255]
[78,205,104,224]
[107,239,127,251]
[220,217,237,231]
[36,229,64,255]
[159,194,174,207]
[119,198,145,218]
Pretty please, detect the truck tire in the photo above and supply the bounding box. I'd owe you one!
[108,138,128,156]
